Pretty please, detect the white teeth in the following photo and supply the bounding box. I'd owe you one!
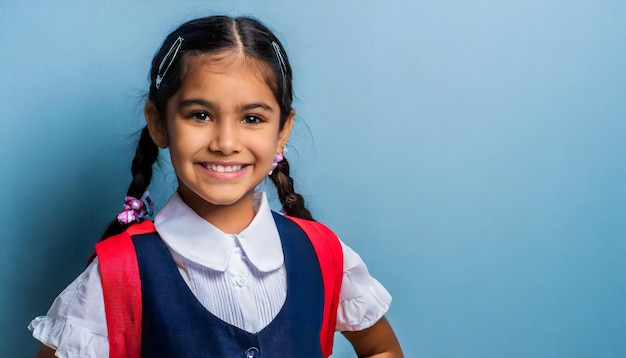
[205,164,243,172]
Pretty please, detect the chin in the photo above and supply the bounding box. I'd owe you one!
[178,181,256,210]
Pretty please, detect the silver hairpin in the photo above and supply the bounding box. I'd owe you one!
[271,41,286,93]
[156,36,184,89]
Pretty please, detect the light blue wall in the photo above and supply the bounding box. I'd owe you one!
[2,1,626,357]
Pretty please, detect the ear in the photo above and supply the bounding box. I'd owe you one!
[277,109,295,153]
[144,101,168,148]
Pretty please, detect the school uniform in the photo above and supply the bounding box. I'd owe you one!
[30,191,392,357]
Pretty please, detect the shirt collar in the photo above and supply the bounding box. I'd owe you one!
[154,191,284,273]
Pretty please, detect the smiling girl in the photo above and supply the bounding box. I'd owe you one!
[30,15,403,358]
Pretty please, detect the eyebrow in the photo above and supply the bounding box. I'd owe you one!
[178,99,216,109]
[239,102,274,112]
[178,99,274,112]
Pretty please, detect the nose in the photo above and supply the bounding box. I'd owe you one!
[208,120,240,155]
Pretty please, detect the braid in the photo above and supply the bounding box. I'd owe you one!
[127,126,159,198]
[270,157,314,221]
[99,126,159,240]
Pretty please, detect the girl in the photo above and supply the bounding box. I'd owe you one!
[30,15,403,358]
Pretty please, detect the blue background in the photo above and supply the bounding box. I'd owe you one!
[2,1,626,357]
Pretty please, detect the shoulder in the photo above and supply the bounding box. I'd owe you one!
[50,259,105,321]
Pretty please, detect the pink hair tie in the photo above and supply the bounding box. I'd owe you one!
[269,152,284,175]
[117,190,154,224]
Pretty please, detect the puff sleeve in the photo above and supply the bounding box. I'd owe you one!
[29,259,109,358]
[335,241,392,332]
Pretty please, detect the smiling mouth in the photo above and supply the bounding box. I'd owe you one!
[201,164,247,173]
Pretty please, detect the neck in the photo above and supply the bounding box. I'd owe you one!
[177,190,257,234]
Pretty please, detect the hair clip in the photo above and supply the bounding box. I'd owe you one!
[271,41,286,94]
[156,36,184,89]
[117,190,154,224]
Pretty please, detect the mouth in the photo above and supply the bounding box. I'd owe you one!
[200,163,247,173]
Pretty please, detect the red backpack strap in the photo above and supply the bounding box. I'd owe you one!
[285,216,344,358]
[94,220,155,358]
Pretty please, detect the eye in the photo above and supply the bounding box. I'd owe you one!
[242,115,263,125]
[190,112,211,122]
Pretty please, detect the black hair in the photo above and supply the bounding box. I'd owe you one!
[100,15,312,240]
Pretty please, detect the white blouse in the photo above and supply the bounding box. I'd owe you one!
[30,192,391,358]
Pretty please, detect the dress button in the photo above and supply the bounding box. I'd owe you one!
[244,347,259,358]
[235,276,246,287]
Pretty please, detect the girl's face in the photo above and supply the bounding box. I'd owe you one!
[147,52,293,222]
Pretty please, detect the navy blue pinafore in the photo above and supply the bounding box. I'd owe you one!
[134,213,324,358]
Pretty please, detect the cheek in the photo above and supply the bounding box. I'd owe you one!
[168,126,204,153]
[250,134,280,158]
